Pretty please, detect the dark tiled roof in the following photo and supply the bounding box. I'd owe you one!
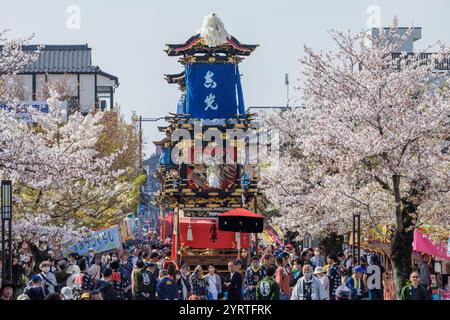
[20,44,98,73]
[3,44,119,86]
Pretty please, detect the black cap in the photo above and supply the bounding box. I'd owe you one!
[102,267,113,277]
[1,281,15,290]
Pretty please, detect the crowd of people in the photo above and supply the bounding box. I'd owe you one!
[0,236,435,301]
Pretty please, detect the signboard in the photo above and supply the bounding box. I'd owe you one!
[185,63,240,119]
[61,225,122,257]
[0,101,67,123]
[121,215,137,241]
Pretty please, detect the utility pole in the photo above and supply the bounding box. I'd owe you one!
[133,115,165,169]
[1,180,13,285]
[352,213,361,266]
[285,73,289,108]
[139,115,143,170]
[133,115,166,240]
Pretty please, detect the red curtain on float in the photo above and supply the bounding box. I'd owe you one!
[170,233,177,260]
[179,218,250,249]
[159,212,173,239]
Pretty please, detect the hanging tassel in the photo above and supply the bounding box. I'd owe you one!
[235,232,241,251]
[187,218,193,241]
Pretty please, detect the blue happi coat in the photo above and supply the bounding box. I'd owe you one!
[244,266,265,300]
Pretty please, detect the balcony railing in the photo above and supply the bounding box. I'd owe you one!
[391,52,450,71]
[246,106,291,114]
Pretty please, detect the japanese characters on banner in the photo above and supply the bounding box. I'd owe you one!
[0,100,68,123]
[61,225,122,257]
[179,218,250,249]
[185,63,240,119]
[264,225,283,245]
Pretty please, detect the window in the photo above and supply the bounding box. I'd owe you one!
[67,96,79,114]
[99,99,108,111]
[97,86,112,111]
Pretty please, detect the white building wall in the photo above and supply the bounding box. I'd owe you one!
[369,27,422,53]
[79,74,95,112]
[22,74,33,101]
[46,74,78,96]
[17,72,116,112]
[97,74,116,87]
[35,74,46,98]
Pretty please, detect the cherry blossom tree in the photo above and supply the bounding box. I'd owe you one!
[0,31,141,251]
[260,21,450,293]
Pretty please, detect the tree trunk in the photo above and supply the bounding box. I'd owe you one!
[390,174,415,299]
[390,224,414,299]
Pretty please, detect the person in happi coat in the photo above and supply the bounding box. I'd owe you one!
[244,256,265,300]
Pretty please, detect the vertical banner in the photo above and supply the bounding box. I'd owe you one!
[267,225,283,245]
[235,65,245,115]
[176,93,186,114]
[185,63,238,119]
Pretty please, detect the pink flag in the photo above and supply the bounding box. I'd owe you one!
[267,226,283,245]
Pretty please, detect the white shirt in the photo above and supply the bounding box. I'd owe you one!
[40,272,57,294]
[180,274,189,299]
[291,276,328,300]
[317,275,330,300]
[88,264,101,281]
[207,276,219,299]
[131,256,139,268]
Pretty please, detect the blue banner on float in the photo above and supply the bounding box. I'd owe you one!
[185,63,243,119]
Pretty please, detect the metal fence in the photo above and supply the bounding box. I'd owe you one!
[391,52,450,71]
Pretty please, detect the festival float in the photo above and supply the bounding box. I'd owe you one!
[153,13,262,270]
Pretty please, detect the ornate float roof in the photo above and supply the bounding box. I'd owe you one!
[165,34,258,57]
[164,71,185,84]
[152,137,170,146]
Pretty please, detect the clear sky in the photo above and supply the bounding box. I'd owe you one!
[1,0,450,155]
